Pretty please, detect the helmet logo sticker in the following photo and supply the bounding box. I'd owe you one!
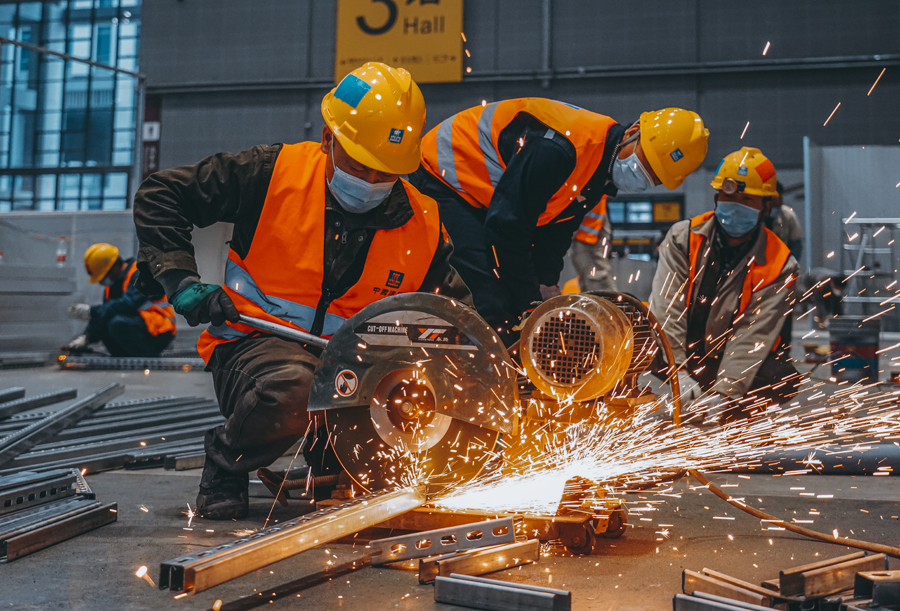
[388,128,404,144]
[335,369,359,397]
[669,148,684,162]
[737,166,749,176]
[755,158,776,183]
[386,270,404,289]
[333,74,372,109]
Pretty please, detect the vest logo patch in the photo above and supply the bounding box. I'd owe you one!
[669,148,684,162]
[386,270,404,289]
[388,128,404,144]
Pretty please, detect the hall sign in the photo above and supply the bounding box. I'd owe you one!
[335,0,464,84]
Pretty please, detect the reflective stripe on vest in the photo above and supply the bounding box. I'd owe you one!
[686,211,792,316]
[421,98,617,226]
[106,261,177,337]
[574,196,608,245]
[196,141,442,363]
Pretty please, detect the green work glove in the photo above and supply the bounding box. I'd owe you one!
[170,283,240,327]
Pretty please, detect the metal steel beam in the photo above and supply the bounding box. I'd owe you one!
[159,487,426,595]
[163,451,206,471]
[0,389,78,420]
[369,517,516,566]
[434,573,571,611]
[31,416,223,451]
[57,355,206,371]
[50,404,218,440]
[124,443,204,470]
[0,470,77,517]
[0,384,124,467]
[2,501,117,561]
[0,388,25,404]
[419,539,540,584]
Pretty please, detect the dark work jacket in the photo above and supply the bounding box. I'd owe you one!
[132,144,473,331]
[84,258,165,342]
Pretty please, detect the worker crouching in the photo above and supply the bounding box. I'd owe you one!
[65,243,176,357]
[132,63,471,520]
[649,147,802,426]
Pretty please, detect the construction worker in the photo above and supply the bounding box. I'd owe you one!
[766,181,803,261]
[649,147,800,426]
[569,195,616,292]
[132,63,471,520]
[65,243,176,357]
[409,100,708,342]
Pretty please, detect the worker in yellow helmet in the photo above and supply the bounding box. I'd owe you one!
[132,63,470,520]
[410,101,708,343]
[64,243,176,356]
[649,147,801,426]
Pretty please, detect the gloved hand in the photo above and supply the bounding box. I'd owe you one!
[539,284,561,300]
[676,371,701,406]
[170,283,240,327]
[68,303,91,321]
[62,335,91,354]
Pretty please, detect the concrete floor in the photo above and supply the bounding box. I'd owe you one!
[1,365,898,610]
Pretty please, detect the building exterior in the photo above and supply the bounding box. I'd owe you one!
[0,0,140,212]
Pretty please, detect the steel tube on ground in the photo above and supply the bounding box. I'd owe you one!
[160,487,426,595]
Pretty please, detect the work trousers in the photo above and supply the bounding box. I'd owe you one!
[90,314,173,357]
[408,169,516,335]
[205,335,320,475]
[569,239,616,293]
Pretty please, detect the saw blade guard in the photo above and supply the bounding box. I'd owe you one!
[520,294,634,402]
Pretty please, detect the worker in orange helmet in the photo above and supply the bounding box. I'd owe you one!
[409,100,709,343]
[132,63,470,520]
[649,147,801,426]
[64,242,176,356]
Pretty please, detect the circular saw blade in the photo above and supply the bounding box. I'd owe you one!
[326,405,500,492]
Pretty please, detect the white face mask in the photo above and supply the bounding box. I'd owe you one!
[327,143,396,213]
[611,130,655,193]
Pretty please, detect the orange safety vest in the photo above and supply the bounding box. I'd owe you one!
[107,261,177,337]
[686,211,792,317]
[574,195,608,245]
[421,98,618,226]
[196,141,442,363]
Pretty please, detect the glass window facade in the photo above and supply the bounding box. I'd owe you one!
[0,0,140,212]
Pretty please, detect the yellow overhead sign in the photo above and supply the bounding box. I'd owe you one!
[335,0,464,84]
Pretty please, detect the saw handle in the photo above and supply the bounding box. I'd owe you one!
[237,314,329,348]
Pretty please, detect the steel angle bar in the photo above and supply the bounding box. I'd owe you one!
[0,450,129,477]
[30,416,222,452]
[51,405,218,441]
[80,398,217,423]
[57,355,205,371]
[779,551,866,596]
[0,468,76,492]
[370,517,516,566]
[159,486,426,595]
[9,423,214,468]
[0,353,49,369]
[0,384,124,467]
[674,594,772,611]
[0,470,77,517]
[0,389,78,420]
[0,388,25,404]
[3,501,117,561]
[419,539,539,584]
[101,396,178,410]
[683,570,772,607]
[784,554,887,598]
[434,573,571,611]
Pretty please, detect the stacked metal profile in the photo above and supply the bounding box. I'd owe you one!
[56,354,206,372]
[0,388,220,476]
[0,468,117,561]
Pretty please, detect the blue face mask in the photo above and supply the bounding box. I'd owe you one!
[612,151,655,193]
[715,200,762,237]
[768,206,783,219]
[327,144,396,213]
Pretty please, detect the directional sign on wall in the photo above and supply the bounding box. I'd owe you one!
[335,0,464,84]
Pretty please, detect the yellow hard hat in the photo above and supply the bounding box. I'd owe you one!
[321,62,426,175]
[710,147,778,197]
[84,243,119,283]
[639,108,709,189]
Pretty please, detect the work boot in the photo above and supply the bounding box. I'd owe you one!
[196,456,249,520]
